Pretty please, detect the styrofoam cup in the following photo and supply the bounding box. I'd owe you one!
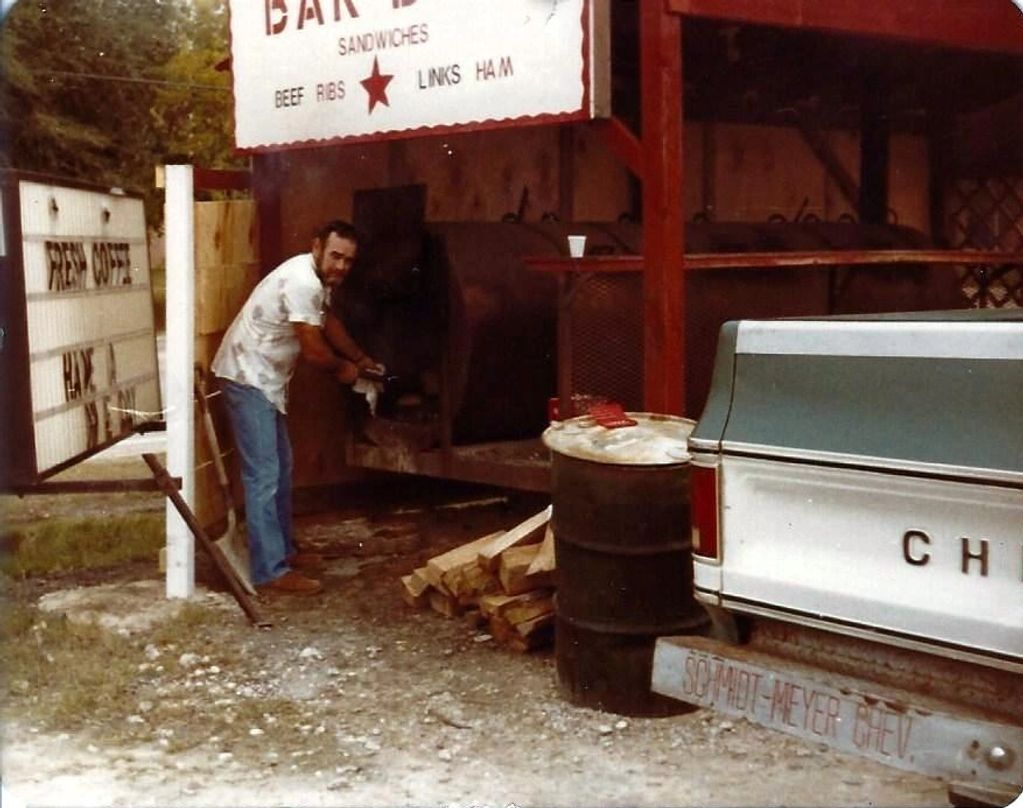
[567,235,587,258]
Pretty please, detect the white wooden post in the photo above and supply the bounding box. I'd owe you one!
[163,165,195,598]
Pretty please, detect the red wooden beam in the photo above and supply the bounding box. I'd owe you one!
[640,4,686,416]
[193,167,251,193]
[666,0,1023,55]
[525,249,1023,273]
[597,117,645,179]
[685,249,1023,269]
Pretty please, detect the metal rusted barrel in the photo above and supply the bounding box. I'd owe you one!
[543,413,708,716]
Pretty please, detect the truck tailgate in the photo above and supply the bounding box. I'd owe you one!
[715,455,1023,671]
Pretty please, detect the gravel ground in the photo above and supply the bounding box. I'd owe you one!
[1,482,954,808]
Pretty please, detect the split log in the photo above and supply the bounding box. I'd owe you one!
[510,612,555,651]
[487,615,517,646]
[429,590,462,618]
[480,589,552,620]
[526,525,555,576]
[477,506,552,571]
[424,530,504,594]
[410,566,432,593]
[478,592,520,618]
[499,544,554,595]
[491,611,555,652]
[498,544,539,594]
[401,514,559,647]
[400,568,431,608]
[502,592,554,625]
[516,611,555,637]
[452,563,501,605]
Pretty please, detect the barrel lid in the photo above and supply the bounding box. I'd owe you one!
[542,413,696,466]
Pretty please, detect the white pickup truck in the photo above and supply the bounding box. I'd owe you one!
[651,310,1022,804]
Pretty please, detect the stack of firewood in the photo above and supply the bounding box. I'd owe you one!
[400,506,556,651]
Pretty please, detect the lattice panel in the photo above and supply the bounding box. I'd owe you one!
[946,177,1023,308]
[568,273,644,411]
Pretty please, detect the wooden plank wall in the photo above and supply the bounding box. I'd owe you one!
[276,123,634,254]
[707,124,928,228]
[193,199,260,528]
[260,120,929,490]
[274,121,929,254]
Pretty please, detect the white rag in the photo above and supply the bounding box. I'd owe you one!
[353,378,383,416]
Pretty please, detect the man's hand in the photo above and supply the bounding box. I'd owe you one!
[294,322,371,385]
[356,355,384,374]
[335,359,359,385]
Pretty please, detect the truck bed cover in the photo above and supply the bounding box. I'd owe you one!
[690,309,1023,485]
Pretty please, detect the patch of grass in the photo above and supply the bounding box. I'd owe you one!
[0,512,164,578]
[0,602,38,641]
[1,597,251,737]
[1,597,349,770]
[147,600,225,647]
[151,695,308,756]
[0,604,140,729]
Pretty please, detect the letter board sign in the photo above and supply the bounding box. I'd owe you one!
[0,172,161,486]
[228,0,610,150]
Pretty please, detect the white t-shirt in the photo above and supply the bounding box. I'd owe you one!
[212,252,326,413]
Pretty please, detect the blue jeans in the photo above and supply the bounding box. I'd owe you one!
[218,378,295,585]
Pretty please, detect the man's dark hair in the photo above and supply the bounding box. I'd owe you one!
[314,219,360,245]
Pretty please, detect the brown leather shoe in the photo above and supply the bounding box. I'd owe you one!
[261,570,322,594]
[287,552,324,570]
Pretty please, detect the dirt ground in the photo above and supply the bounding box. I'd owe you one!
[1,455,957,808]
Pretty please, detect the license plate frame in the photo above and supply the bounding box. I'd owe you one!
[651,635,1023,790]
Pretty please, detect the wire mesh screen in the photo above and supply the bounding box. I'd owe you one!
[946,178,1023,308]
[567,272,644,411]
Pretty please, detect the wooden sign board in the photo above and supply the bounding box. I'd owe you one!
[229,0,610,151]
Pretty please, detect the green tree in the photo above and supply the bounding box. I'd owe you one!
[150,0,240,172]
[0,0,239,224]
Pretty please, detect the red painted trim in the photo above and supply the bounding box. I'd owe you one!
[193,167,251,192]
[640,4,685,415]
[598,117,644,179]
[524,250,1023,273]
[684,249,1023,269]
[666,0,1023,55]
[233,109,595,156]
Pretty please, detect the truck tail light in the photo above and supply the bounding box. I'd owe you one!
[690,461,720,560]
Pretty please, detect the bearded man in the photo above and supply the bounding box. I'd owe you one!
[212,220,379,594]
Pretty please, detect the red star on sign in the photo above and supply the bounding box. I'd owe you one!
[360,56,394,114]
